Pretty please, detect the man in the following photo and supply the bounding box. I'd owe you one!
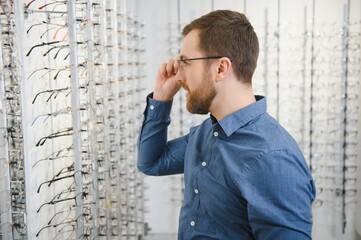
[137,10,315,240]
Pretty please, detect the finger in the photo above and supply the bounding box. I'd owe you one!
[165,58,175,77]
[173,58,179,75]
[159,61,167,78]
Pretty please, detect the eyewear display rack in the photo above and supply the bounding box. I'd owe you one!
[0,0,147,239]
[255,2,361,238]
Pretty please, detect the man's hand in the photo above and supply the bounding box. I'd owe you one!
[153,58,181,102]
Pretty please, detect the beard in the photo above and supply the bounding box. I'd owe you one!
[184,73,216,115]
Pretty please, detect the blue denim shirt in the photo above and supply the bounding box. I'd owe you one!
[137,94,316,240]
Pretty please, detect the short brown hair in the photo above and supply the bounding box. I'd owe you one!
[182,10,259,84]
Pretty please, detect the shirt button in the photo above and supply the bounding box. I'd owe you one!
[201,162,207,167]
[194,189,199,194]
[214,131,218,137]
[150,105,155,110]
[190,221,195,226]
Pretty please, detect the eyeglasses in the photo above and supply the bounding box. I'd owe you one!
[177,56,224,77]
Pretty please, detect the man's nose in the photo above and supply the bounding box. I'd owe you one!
[176,71,184,84]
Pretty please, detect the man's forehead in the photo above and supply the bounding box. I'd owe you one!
[180,29,200,56]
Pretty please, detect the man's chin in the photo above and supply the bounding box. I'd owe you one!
[186,104,209,115]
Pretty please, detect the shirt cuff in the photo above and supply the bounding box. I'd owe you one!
[144,93,173,120]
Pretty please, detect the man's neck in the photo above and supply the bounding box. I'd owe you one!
[210,81,256,121]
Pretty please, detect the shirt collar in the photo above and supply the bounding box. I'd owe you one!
[212,95,266,137]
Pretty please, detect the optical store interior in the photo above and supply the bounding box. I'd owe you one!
[0,0,360,239]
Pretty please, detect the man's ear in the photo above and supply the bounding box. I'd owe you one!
[216,57,232,81]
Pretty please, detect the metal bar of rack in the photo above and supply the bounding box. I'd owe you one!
[309,0,315,171]
[340,0,350,234]
[67,1,84,239]
[0,27,13,240]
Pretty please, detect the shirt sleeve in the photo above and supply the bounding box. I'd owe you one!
[137,93,187,176]
[239,149,316,240]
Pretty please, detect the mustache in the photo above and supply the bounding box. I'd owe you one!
[180,83,189,92]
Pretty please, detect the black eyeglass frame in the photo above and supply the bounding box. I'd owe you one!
[177,56,229,76]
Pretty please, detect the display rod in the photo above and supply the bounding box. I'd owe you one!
[67,1,84,238]
[276,0,280,120]
[114,1,123,237]
[341,0,350,234]
[110,0,120,237]
[308,0,316,171]
[99,0,111,237]
[13,1,27,239]
[263,8,268,97]
[0,25,13,240]
[301,6,307,152]
[85,0,100,237]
